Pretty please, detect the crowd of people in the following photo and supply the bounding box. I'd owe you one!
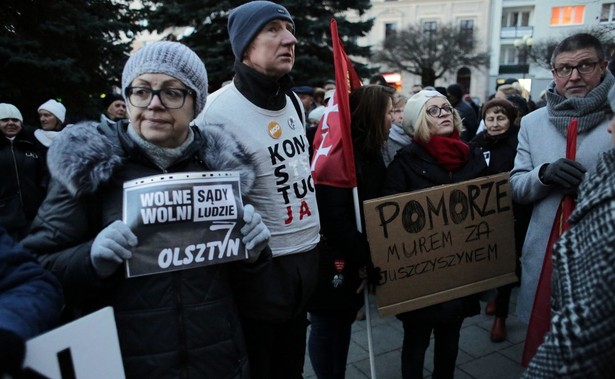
[1,1,615,378]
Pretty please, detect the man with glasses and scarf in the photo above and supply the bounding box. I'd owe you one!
[510,33,614,332]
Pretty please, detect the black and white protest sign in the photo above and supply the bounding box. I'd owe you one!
[123,172,247,277]
[23,307,124,378]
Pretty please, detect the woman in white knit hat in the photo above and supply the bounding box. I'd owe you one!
[22,41,272,378]
[37,99,66,131]
[383,90,489,379]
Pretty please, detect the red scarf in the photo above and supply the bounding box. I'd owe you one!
[414,130,470,171]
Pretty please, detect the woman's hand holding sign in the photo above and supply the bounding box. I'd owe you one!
[91,220,138,278]
[241,204,270,263]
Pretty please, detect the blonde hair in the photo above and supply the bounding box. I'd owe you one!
[412,105,463,143]
[393,93,408,108]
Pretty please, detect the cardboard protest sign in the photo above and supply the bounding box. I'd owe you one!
[23,307,125,379]
[363,173,517,317]
[123,172,247,277]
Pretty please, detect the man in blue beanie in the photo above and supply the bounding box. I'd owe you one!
[196,2,320,379]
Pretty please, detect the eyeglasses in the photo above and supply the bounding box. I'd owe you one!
[125,87,193,109]
[426,104,454,117]
[552,61,600,78]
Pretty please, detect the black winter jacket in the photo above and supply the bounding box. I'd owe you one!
[469,128,518,174]
[0,126,47,240]
[383,142,488,321]
[308,151,386,312]
[21,121,269,379]
[470,127,532,259]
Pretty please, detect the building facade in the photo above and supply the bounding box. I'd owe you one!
[350,0,492,101]
[492,0,615,102]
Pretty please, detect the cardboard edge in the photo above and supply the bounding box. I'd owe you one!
[376,273,518,317]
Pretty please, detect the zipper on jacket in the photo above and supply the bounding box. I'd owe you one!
[9,141,24,206]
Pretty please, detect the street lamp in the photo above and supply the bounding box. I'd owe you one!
[513,35,534,78]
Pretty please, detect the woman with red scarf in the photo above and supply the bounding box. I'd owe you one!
[384,90,488,379]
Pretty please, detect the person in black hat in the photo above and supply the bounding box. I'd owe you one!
[446,83,479,141]
[100,92,127,127]
[292,85,315,123]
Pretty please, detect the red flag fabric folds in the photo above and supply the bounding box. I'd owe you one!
[311,18,362,188]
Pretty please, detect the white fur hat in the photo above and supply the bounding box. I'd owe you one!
[38,99,66,122]
[0,103,23,122]
[402,90,446,136]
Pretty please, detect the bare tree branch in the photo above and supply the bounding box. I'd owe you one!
[372,23,489,86]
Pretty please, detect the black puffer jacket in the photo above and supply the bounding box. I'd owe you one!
[0,126,47,240]
[469,128,518,174]
[22,121,269,379]
[384,142,488,321]
[470,127,532,259]
[308,150,385,312]
[385,141,488,193]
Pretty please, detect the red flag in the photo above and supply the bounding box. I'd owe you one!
[311,18,362,188]
[521,118,578,366]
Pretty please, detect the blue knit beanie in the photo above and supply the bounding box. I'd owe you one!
[122,41,208,115]
[228,1,294,61]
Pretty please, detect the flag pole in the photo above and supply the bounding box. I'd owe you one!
[312,18,377,378]
[353,187,377,379]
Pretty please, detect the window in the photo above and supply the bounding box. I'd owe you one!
[459,20,474,48]
[385,23,397,39]
[500,45,519,65]
[423,21,437,42]
[501,11,530,27]
[551,6,584,26]
[601,3,615,23]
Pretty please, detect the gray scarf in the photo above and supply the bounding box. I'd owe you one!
[127,124,195,169]
[545,70,614,136]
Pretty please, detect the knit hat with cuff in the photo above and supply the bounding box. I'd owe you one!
[402,90,446,136]
[102,93,124,110]
[121,41,208,116]
[481,98,517,123]
[38,99,66,123]
[228,1,294,61]
[0,103,23,121]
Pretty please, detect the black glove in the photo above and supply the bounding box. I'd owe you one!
[0,328,25,377]
[541,158,586,190]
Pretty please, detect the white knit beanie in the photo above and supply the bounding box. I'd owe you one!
[402,90,446,136]
[0,103,23,121]
[121,41,208,115]
[38,99,66,122]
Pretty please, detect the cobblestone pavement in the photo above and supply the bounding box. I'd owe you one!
[305,288,527,379]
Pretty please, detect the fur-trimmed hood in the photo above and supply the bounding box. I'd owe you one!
[47,121,257,198]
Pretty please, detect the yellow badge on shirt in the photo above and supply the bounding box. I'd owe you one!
[268,121,282,139]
